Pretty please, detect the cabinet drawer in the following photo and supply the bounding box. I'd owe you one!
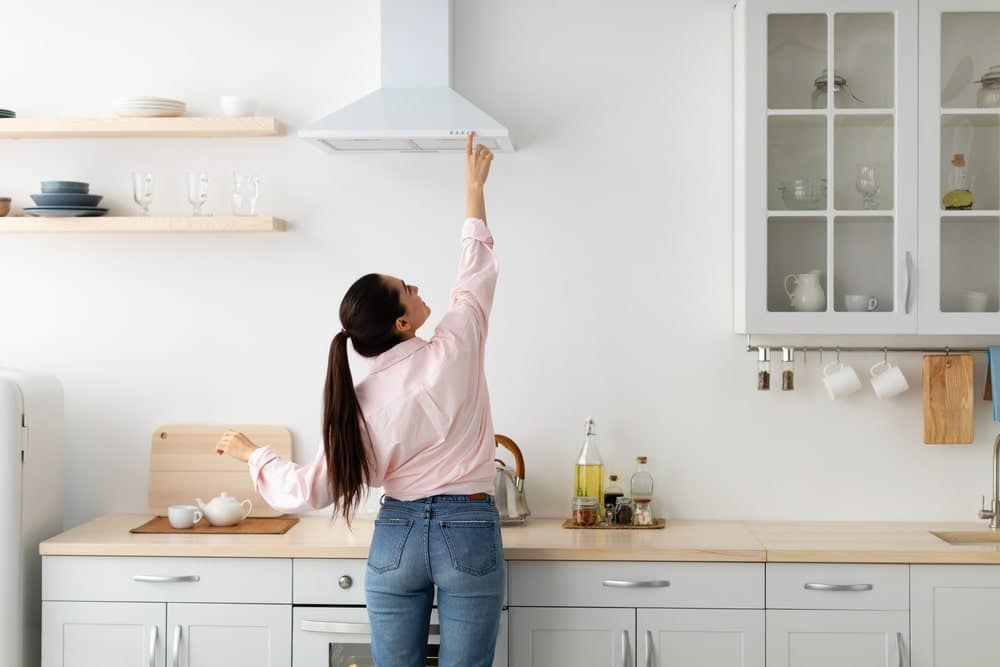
[42,556,291,603]
[508,562,763,608]
[766,564,908,610]
[294,559,368,604]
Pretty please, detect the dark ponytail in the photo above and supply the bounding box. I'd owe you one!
[324,273,406,523]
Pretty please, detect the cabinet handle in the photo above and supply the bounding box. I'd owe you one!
[134,575,200,583]
[644,629,652,667]
[803,582,873,592]
[897,632,904,667]
[171,625,181,667]
[147,626,157,667]
[904,250,914,314]
[300,620,441,638]
[620,630,629,667]
[602,579,670,588]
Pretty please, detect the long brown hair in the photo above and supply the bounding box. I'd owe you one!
[325,273,405,522]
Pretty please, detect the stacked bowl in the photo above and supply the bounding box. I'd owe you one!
[113,96,186,117]
[0,109,14,119]
[24,181,108,217]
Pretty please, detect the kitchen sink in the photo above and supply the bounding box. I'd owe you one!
[932,530,1000,545]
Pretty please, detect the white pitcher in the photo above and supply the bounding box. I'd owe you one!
[784,272,826,311]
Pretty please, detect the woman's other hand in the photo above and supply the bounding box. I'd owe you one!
[216,429,259,463]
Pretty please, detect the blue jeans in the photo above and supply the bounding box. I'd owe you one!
[366,495,505,667]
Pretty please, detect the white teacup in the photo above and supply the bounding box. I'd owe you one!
[168,505,203,529]
[822,361,862,399]
[962,290,990,312]
[845,295,878,312]
[870,360,909,399]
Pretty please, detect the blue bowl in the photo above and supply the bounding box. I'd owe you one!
[40,180,89,194]
[30,193,103,207]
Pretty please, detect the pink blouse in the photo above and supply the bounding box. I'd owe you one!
[247,218,498,513]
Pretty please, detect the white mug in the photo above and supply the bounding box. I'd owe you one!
[168,505,203,529]
[870,360,909,399]
[822,361,862,399]
[845,294,878,312]
[962,290,990,312]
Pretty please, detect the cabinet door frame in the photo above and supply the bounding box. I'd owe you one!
[167,603,291,667]
[911,564,1000,666]
[42,600,166,667]
[637,608,764,667]
[766,609,909,667]
[737,0,919,334]
[509,607,635,667]
[917,0,1000,333]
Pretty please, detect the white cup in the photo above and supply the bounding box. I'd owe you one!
[845,294,878,312]
[167,505,203,529]
[220,96,257,117]
[962,290,990,312]
[822,361,862,399]
[869,359,909,399]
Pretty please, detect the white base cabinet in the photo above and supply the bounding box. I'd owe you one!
[168,603,291,667]
[510,608,634,667]
[766,610,909,667]
[911,565,1000,666]
[639,609,764,667]
[42,601,165,667]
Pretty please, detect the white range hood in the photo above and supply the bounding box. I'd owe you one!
[299,0,514,153]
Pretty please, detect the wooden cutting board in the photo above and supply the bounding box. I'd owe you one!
[923,355,974,444]
[149,424,293,517]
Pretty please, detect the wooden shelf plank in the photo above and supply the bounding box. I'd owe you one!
[0,116,285,138]
[0,216,286,233]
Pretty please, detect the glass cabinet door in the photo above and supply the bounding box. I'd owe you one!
[919,0,1000,333]
[741,0,917,334]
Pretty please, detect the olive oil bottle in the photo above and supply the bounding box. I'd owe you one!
[575,418,604,502]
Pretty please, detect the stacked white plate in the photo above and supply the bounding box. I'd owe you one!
[113,96,186,118]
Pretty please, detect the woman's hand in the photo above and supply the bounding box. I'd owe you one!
[215,429,259,463]
[465,132,493,220]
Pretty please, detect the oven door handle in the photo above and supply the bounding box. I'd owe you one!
[300,620,441,638]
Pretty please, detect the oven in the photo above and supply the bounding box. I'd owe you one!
[292,559,508,667]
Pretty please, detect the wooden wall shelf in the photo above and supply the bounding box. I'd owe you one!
[0,116,285,138]
[0,216,286,233]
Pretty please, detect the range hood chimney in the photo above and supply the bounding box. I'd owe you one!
[299,0,514,153]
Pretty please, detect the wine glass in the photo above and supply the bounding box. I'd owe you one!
[187,172,209,216]
[131,172,153,216]
[856,164,880,210]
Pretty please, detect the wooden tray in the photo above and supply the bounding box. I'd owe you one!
[130,516,299,535]
[561,518,666,530]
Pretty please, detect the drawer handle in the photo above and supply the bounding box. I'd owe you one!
[803,582,873,592]
[301,620,441,638]
[602,579,670,588]
[134,575,201,583]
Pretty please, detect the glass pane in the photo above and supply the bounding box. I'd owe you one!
[942,12,1000,108]
[768,217,827,312]
[330,643,440,666]
[833,13,895,109]
[940,217,1000,312]
[834,217,894,312]
[941,115,999,211]
[769,14,828,109]
[834,115,894,211]
[769,116,827,210]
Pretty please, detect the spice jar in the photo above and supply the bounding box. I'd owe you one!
[757,347,771,391]
[781,346,795,391]
[614,496,634,525]
[633,499,654,526]
[571,496,600,526]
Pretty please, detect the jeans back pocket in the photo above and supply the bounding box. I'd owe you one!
[368,518,414,573]
[439,519,498,576]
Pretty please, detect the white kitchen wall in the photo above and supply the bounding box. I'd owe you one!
[0,0,994,528]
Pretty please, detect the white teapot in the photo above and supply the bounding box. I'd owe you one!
[195,492,253,526]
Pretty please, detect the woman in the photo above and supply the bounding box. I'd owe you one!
[216,131,501,667]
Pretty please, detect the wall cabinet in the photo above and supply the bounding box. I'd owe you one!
[911,565,1000,665]
[735,0,1000,334]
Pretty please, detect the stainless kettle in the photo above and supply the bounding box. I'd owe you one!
[495,434,530,525]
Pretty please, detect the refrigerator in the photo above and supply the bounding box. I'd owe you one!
[0,370,63,667]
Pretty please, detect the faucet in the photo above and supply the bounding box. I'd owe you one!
[979,434,1000,529]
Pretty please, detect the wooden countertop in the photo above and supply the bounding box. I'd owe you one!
[38,515,1000,563]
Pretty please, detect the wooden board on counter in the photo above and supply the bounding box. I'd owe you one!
[131,516,299,535]
[149,424,292,518]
